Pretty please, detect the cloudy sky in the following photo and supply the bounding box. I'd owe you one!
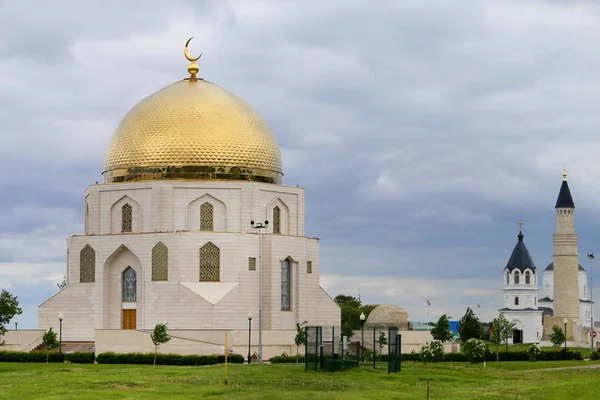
[3,0,600,328]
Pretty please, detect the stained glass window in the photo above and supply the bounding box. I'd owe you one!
[200,242,220,281]
[122,203,132,232]
[273,206,281,234]
[307,261,312,274]
[249,257,256,271]
[281,259,291,311]
[200,202,214,231]
[123,267,137,302]
[80,244,95,283]
[152,242,168,281]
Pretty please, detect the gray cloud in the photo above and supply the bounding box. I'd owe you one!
[3,0,600,327]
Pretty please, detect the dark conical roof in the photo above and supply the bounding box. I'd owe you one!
[555,178,575,208]
[505,231,536,272]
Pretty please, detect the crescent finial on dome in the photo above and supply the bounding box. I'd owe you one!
[184,37,202,80]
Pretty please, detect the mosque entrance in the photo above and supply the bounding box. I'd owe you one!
[123,310,136,330]
[512,329,523,344]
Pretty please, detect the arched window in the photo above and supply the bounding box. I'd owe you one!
[505,270,509,285]
[281,258,291,311]
[514,271,520,285]
[152,242,168,281]
[122,203,132,232]
[273,206,281,234]
[122,267,137,302]
[199,242,220,281]
[200,202,214,231]
[80,244,96,283]
[525,271,531,285]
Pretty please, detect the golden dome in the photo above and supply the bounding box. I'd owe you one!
[103,78,283,184]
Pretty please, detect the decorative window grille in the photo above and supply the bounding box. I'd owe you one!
[80,244,96,283]
[281,259,291,311]
[200,242,220,281]
[152,242,168,281]
[307,261,312,274]
[123,267,137,302]
[122,203,132,232]
[200,202,214,231]
[249,257,256,271]
[273,206,281,234]
[514,271,520,285]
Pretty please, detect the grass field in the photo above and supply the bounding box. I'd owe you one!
[1,360,600,399]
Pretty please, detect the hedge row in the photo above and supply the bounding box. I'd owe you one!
[0,351,93,363]
[96,352,244,365]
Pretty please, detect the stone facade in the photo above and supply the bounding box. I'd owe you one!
[38,180,341,353]
[552,207,580,323]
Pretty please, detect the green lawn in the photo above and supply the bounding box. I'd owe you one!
[1,361,600,399]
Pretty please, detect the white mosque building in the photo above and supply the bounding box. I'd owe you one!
[36,42,340,358]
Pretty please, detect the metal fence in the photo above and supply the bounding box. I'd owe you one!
[388,326,400,373]
[304,326,322,371]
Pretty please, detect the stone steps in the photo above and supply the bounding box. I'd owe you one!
[32,341,95,353]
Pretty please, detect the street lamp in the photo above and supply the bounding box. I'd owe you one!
[58,312,64,357]
[407,316,412,331]
[250,220,268,362]
[360,312,366,361]
[14,318,18,331]
[247,311,253,364]
[426,301,431,331]
[563,317,568,352]
[588,253,595,353]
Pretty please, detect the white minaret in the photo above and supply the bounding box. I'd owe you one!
[552,170,580,327]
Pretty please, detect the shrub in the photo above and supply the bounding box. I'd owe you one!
[65,352,95,364]
[269,355,304,364]
[95,352,243,365]
[0,351,63,363]
[590,351,599,360]
[527,344,541,362]
[462,338,487,363]
[420,340,444,363]
[443,352,468,362]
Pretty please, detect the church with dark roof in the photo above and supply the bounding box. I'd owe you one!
[500,170,593,344]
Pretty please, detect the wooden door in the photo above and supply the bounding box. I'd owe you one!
[123,309,136,330]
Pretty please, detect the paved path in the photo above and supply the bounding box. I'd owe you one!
[526,363,600,372]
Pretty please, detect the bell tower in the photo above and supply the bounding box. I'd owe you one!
[552,169,579,325]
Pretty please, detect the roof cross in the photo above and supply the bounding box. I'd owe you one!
[517,220,524,232]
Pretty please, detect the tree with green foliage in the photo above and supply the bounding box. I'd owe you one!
[43,327,59,365]
[550,325,566,347]
[0,289,23,340]
[151,323,171,367]
[295,322,307,363]
[490,314,515,360]
[334,294,378,339]
[458,307,483,343]
[377,331,387,352]
[431,314,453,343]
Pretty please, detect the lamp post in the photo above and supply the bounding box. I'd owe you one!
[58,312,64,357]
[426,301,431,331]
[250,220,268,362]
[563,317,568,352]
[360,312,366,361]
[588,253,595,353]
[247,311,253,364]
[14,318,18,331]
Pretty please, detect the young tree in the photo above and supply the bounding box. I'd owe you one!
[43,328,59,365]
[490,314,515,360]
[0,289,23,339]
[57,276,67,290]
[458,307,483,343]
[550,325,566,347]
[377,331,387,352]
[295,322,307,363]
[151,323,171,367]
[430,314,453,343]
[500,317,516,351]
